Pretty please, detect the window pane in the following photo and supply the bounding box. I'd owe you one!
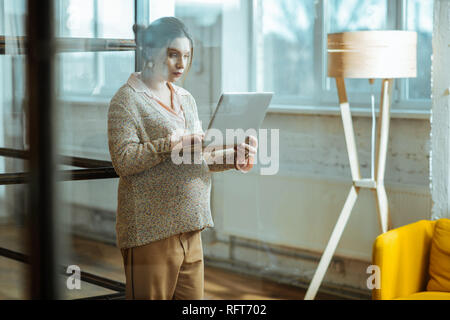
[58,0,134,39]
[96,51,135,96]
[262,0,317,99]
[328,0,388,33]
[327,0,388,94]
[58,51,134,98]
[3,0,27,36]
[97,0,134,39]
[59,52,96,96]
[406,0,433,100]
[58,0,95,38]
[56,0,135,98]
[174,0,223,106]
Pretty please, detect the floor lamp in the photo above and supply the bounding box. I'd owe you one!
[305,31,417,300]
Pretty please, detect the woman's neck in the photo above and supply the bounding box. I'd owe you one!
[140,70,167,93]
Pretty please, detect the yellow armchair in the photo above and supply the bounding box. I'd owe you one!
[372,219,450,300]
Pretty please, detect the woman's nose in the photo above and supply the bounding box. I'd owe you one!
[177,58,185,69]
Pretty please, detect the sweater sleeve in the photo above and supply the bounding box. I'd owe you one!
[108,101,171,177]
[188,94,235,173]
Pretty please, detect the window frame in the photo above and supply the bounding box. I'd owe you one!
[54,0,138,100]
[252,0,432,112]
[53,0,432,113]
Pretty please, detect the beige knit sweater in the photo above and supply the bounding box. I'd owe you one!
[108,74,234,249]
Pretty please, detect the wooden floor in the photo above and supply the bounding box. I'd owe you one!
[0,224,341,300]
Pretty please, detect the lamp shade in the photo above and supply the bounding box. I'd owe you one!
[327,31,417,79]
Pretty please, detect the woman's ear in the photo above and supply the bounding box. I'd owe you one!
[142,47,150,61]
[146,46,167,66]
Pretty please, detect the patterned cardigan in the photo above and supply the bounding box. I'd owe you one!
[108,76,235,249]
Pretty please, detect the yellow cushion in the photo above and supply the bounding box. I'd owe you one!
[372,220,435,300]
[395,291,450,300]
[426,219,450,292]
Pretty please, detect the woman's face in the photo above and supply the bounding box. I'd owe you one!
[152,37,191,83]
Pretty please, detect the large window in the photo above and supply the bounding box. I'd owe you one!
[55,0,434,108]
[258,0,433,109]
[56,0,135,99]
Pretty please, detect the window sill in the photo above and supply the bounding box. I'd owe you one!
[267,104,431,120]
[57,96,432,121]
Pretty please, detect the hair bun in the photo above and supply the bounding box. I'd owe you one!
[133,24,146,48]
[133,24,146,36]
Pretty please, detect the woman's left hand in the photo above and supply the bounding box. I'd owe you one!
[234,135,258,173]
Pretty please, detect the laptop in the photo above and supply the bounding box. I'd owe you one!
[199,92,273,150]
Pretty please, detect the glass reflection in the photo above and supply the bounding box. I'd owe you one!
[0,0,437,300]
[0,0,28,299]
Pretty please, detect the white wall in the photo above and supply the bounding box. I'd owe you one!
[431,0,450,220]
[211,113,431,262]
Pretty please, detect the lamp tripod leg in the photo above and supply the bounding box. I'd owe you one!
[304,186,359,300]
[373,185,391,233]
[373,79,394,233]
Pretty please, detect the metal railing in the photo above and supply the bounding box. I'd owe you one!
[0,0,149,299]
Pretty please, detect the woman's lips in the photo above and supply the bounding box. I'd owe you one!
[173,72,183,77]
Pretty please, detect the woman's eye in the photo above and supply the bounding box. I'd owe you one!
[169,53,178,58]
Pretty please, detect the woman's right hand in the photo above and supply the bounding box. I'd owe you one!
[234,135,258,172]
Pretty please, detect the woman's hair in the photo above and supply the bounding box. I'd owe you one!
[133,17,194,77]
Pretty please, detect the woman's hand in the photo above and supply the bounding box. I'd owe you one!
[234,135,258,173]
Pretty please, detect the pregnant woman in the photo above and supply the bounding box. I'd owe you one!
[107,16,258,300]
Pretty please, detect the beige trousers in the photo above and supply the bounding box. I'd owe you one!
[120,229,204,300]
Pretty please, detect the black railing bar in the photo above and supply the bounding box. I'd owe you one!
[0,168,118,185]
[59,265,126,292]
[59,167,118,181]
[74,292,125,300]
[0,247,29,263]
[0,247,125,292]
[0,147,113,168]
[62,156,112,168]
[61,157,112,168]
[0,172,28,185]
[60,156,112,169]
